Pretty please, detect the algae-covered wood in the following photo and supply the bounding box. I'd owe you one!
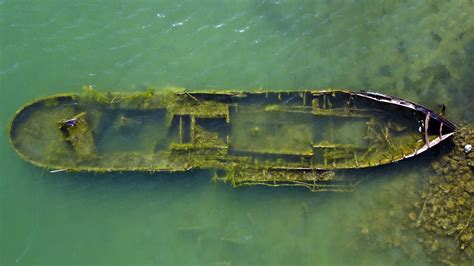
[9,87,456,191]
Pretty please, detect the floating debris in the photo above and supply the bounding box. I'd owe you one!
[465,144,472,154]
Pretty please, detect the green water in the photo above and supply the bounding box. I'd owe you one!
[1,0,473,265]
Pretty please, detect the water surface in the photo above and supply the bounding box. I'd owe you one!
[1,0,473,265]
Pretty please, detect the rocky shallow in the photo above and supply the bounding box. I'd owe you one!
[355,125,473,265]
[412,125,474,264]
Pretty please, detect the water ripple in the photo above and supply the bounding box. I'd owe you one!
[0,62,19,75]
[114,52,145,68]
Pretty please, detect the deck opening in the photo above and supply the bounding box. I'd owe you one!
[95,109,171,154]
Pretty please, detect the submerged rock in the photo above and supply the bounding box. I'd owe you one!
[466,181,474,194]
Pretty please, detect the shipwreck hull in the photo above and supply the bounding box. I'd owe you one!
[9,87,456,191]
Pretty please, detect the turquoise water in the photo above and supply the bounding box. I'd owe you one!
[1,0,473,265]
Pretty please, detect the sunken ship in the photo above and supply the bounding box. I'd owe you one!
[9,86,456,191]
